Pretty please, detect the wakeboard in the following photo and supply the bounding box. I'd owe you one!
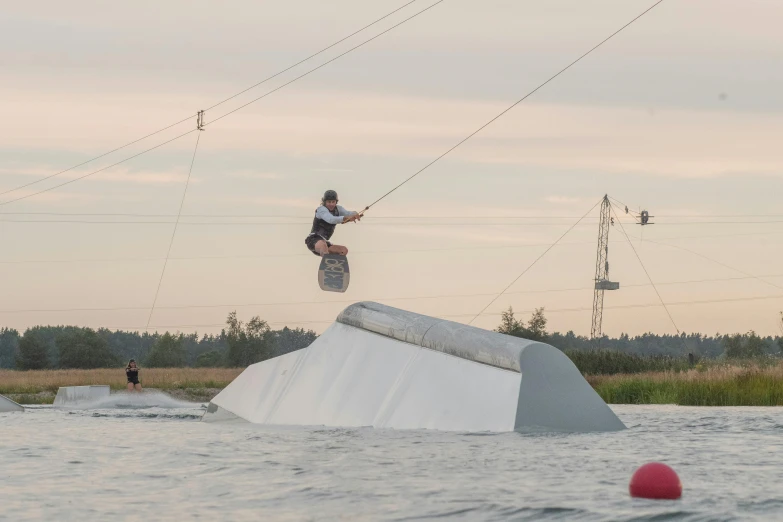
[318,254,350,292]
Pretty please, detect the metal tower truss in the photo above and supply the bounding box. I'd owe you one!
[591,195,619,344]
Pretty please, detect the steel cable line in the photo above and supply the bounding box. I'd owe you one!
[145,132,202,330]
[4,218,783,226]
[199,0,422,113]
[466,198,602,325]
[201,0,445,128]
[0,226,779,266]
[632,237,783,291]
[479,293,783,318]
[621,228,783,336]
[4,273,783,315]
[6,211,783,219]
[0,238,622,265]
[616,207,783,293]
[357,0,665,214]
[0,129,198,207]
[0,0,424,199]
[622,226,783,298]
[646,220,783,225]
[610,204,683,339]
[0,212,599,219]
[614,201,783,337]
[608,195,641,217]
[0,0,444,207]
[0,121,197,200]
[100,291,783,331]
[0,219,603,226]
[630,229,783,242]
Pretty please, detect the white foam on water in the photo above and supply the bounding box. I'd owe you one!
[67,390,202,410]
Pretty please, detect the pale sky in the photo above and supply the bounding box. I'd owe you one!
[2,0,783,338]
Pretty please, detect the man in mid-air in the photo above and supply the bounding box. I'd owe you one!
[304,189,361,257]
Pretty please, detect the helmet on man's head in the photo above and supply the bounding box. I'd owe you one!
[322,190,338,202]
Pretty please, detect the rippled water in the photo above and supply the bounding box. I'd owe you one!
[2,403,782,521]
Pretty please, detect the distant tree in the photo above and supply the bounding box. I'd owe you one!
[145,332,187,368]
[195,350,224,367]
[100,328,157,365]
[744,331,766,358]
[0,328,20,369]
[57,328,120,369]
[225,311,273,367]
[16,329,51,370]
[496,307,525,336]
[723,331,766,359]
[495,307,548,342]
[270,327,317,357]
[526,307,548,342]
[778,312,783,354]
[21,326,72,367]
[723,334,744,359]
[185,332,228,366]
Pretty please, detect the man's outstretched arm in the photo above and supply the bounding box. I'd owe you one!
[315,206,347,224]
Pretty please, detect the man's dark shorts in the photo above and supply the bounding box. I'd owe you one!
[305,235,331,256]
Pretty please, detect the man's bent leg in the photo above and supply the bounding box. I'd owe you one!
[314,239,330,256]
[328,244,348,256]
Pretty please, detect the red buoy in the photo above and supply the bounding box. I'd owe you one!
[629,462,682,500]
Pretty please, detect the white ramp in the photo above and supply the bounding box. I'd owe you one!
[53,385,111,407]
[0,394,24,413]
[204,302,625,433]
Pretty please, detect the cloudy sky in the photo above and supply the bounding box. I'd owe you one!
[2,0,783,337]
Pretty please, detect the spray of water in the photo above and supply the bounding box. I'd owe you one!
[66,390,203,410]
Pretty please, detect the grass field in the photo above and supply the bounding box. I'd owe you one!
[3,361,783,406]
[587,362,783,406]
[564,350,693,375]
[0,368,244,404]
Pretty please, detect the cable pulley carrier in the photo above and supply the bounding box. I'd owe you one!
[637,210,654,225]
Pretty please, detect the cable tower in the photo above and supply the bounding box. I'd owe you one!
[591,195,620,345]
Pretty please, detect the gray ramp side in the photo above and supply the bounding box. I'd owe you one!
[515,344,625,432]
[0,394,24,413]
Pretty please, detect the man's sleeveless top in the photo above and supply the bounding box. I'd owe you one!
[310,206,339,240]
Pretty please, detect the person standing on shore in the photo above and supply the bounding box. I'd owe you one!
[126,360,142,392]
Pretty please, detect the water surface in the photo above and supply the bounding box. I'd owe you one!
[2,404,782,520]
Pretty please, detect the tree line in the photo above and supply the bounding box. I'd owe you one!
[0,311,316,370]
[495,307,783,359]
[1,307,781,371]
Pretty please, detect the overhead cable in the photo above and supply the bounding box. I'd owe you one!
[201,0,445,128]
[3,218,783,226]
[0,0,444,207]
[466,198,602,325]
[359,0,665,213]
[91,291,783,332]
[610,205,683,338]
[628,235,783,292]
[3,272,783,315]
[0,0,425,199]
[0,219,602,226]
[145,132,202,329]
[4,211,783,219]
